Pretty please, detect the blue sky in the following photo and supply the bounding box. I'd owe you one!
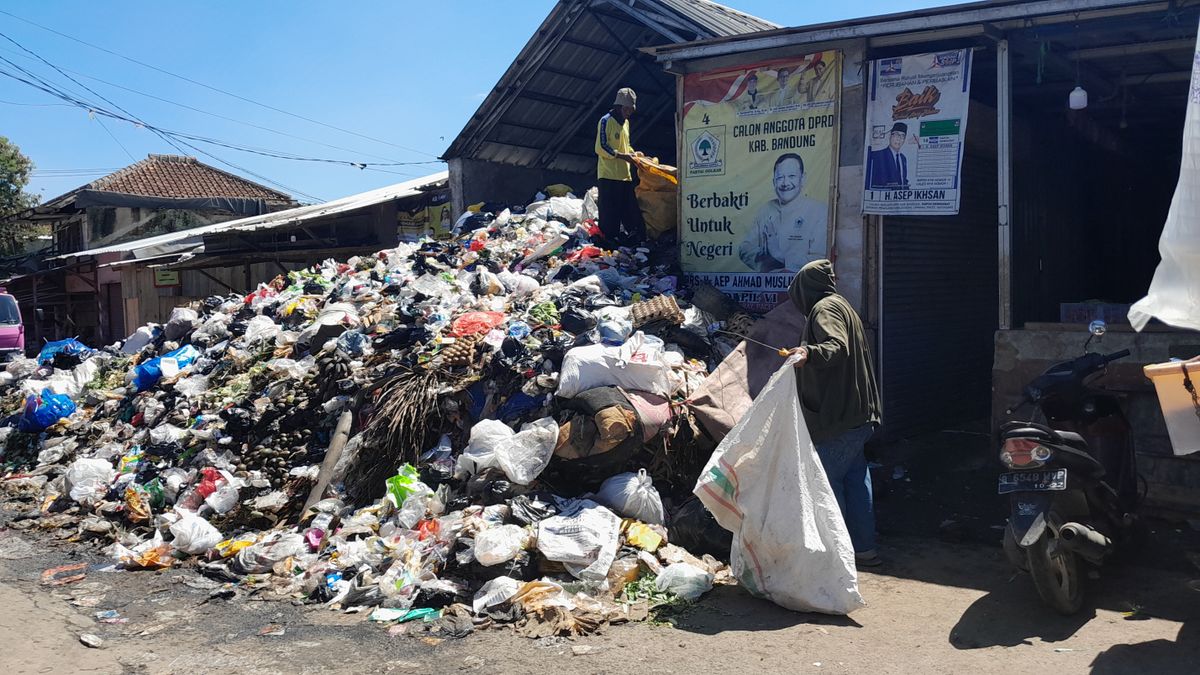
[1,0,959,204]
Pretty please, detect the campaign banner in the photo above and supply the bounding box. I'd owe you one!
[680,51,840,312]
[863,49,973,215]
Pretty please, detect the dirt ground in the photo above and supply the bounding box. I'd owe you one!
[1,528,1197,675]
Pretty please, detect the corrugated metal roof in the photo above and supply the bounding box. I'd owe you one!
[647,0,1160,61]
[650,0,778,36]
[49,171,449,262]
[442,0,776,170]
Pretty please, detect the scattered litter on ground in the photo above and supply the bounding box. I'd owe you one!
[0,185,814,641]
[79,633,104,648]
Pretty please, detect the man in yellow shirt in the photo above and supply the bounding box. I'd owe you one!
[595,87,645,247]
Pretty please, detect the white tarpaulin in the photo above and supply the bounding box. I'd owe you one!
[694,356,864,615]
[1129,25,1200,332]
[862,49,973,216]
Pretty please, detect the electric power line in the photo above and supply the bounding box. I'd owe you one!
[0,97,71,106]
[0,8,441,159]
[93,114,135,161]
[0,63,321,202]
[0,42,444,169]
[0,44,419,165]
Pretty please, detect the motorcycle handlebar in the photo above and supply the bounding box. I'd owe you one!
[1106,349,1132,362]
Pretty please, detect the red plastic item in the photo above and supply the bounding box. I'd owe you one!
[416,519,440,541]
[469,239,486,252]
[566,245,603,263]
[196,467,223,498]
[449,311,507,337]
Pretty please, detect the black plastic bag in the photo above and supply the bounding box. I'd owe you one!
[559,308,596,336]
[509,493,558,525]
[668,497,732,560]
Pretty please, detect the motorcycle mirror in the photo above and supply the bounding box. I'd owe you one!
[1084,319,1106,352]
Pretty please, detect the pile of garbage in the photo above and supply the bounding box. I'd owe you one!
[0,189,756,638]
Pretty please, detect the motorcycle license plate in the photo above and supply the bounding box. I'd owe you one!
[997,469,1067,495]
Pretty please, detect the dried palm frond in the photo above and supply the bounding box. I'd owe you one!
[344,367,458,502]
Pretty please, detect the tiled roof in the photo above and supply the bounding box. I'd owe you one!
[87,154,292,201]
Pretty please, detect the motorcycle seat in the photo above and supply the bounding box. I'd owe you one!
[1055,431,1089,451]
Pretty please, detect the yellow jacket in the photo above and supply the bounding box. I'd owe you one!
[595,113,633,181]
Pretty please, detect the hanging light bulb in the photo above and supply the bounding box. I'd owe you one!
[1069,86,1089,110]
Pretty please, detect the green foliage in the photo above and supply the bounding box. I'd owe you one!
[0,136,37,218]
[0,136,44,256]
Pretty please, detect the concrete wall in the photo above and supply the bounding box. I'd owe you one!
[448,157,592,216]
[994,326,1200,517]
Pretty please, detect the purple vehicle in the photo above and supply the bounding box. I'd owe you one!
[0,288,25,361]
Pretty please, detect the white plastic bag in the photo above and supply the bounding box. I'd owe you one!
[537,499,621,581]
[243,315,281,344]
[165,308,200,341]
[655,562,714,601]
[169,511,222,555]
[472,576,521,613]
[149,423,187,445]
[694,355,864,615]
[121,326,158,355]
[556,332,682,398]
[496,418,557,485]
[473,524,529,566]
[233,532,307,574]
[64,457,117,507]
[456,417,557,485]
[595,469,665,525]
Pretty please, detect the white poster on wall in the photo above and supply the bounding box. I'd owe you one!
[862,49,973,215]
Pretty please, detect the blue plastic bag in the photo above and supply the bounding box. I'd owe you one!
[18,388,77,432]
[131,344,200,391]
[37,338,92,366]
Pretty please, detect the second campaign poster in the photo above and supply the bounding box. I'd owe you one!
[862,49,973,215]
[680,51,840,312]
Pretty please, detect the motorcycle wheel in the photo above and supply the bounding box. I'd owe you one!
[1026,528,1084,615]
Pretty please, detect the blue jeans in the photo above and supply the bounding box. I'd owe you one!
[815,425,877,554]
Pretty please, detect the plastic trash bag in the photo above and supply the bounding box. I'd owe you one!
[121,325,160,355]
[557,332,682,398]
[668,497,733,559]
[509,493,558,525]
[6,357,38,378]
[232,532,307,574]
[243,315,282,344]
[595,469,665,525]
[130,345,200,391]
[457,418,557,485]
[19,388,77,432]
[694,356,864,615]
[473,524,529,566]
[169,511,223,555]
[450,311,508,337]
[37,338,91,367]
[64,457,116,507]
[536,498,621,580]
[655,562,714,601]
[472,576,521,614]
[164,307,200,341]
[385,464,431,507]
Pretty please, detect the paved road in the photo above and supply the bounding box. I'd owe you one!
[1,531,1196,675]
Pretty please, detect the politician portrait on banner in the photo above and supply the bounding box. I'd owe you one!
[863,49,973,215]
[680,51,841,313]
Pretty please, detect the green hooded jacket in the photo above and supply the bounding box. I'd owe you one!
[788,260,882,442]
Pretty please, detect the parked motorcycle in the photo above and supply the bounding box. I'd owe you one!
[999,321,1142,614]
